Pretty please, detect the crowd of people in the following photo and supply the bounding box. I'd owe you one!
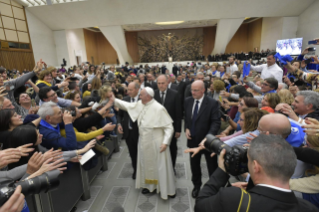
[1,40,319,211]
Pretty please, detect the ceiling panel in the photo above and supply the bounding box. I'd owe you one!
[25,0,315,30]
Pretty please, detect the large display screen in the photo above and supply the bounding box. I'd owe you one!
[276,38,303,55]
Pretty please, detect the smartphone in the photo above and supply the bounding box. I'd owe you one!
[304,58,312,64]
[308,40,317,45]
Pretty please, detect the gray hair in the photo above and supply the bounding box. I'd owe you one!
[197,72,204,77]
[248,134,296,182]
[278,83,288,90]
[297,90,319,110]
[38,102,57,120]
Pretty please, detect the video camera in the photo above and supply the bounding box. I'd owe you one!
[0,170,60,206]
[204,134,249,176]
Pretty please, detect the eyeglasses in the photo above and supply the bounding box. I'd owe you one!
[261,82,270,87]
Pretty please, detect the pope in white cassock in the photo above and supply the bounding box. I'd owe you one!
[111,87,176,200]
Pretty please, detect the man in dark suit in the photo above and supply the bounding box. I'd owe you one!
[154,75,182,169]
[117,82,140,179]
[184,72,207,100]
[195,134,319,212]
[184,80,220,198]
[172,64,178,76]
[145,73,158,90]
[168,75,178,91]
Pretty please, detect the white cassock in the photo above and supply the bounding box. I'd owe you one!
[114,98,176,199]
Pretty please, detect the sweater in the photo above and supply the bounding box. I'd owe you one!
[290,174,319,194]
[60,127,103,142]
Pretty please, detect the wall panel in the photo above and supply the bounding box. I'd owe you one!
[125,31,139,63]
[202,26,216,56]
[0,50,35,71]
[83,29,118,65]
[247,18,262,51]
[83,29,98,65]
[96,32,117,64]
[225,18,262,53]
[225,24,248,53]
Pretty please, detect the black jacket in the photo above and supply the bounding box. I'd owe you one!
[117,96,139,140]
[306,109,319,121]
[154,89,182,132]
[195,168,319,212]
[184,95,220,147]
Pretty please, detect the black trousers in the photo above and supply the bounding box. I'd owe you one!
[169,136,177,169]
[125,128,139,174]
[189,149,218,188]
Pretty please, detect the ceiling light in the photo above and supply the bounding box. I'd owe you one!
[94,26,99,28]
[155,21,184,25]
[244,17,250,20]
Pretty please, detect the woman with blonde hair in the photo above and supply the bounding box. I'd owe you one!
[98,84,117,137]
[82,77,102,98]
[278,89,295,105]
[36,69,68,90]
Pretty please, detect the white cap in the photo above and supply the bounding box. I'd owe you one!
[144,87,154,98]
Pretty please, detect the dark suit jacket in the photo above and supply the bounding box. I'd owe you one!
[195,168,319,212]
[184,95,220,147]
[168,83,178,91]
[154,89,182,132]
[117,96,138,140]
[145,81,158,91]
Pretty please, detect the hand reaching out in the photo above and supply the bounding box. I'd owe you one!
[0,148,22,169]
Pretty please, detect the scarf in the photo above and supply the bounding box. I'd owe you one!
[220,72,225,78]
[40,120,60,134]
[243,62,251,77]
[36,80,52,87]
[274,53,293,65]
[262,89,277,95]
[212,70,217,76]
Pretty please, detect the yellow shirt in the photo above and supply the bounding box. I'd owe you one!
[82,90,91,98]
[60,127,104,142]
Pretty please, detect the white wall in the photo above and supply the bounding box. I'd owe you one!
[65,29,87,66]
[282,17,299,39]
[260,17,284,51]
[25,10,58,66]
[297,1,319,55]
[53,30,70,67]
[260,16,299,51]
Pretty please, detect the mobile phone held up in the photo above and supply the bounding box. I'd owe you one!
[308,40,318,45]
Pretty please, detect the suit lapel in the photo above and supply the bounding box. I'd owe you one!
[195,96,207,122]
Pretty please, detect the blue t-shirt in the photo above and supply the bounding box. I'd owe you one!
[233,112,241,131]
[286,119,305,147]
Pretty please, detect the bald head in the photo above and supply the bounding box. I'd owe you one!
[258,113,291,138]
[191,80,205,100]
[157,75,168,92]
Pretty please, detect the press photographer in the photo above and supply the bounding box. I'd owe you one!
[194,134,319,212]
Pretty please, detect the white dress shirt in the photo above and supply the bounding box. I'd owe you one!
[192,94,205,117]
[229,64,238,75]
[257,184,291,192]
[251,63,283,83]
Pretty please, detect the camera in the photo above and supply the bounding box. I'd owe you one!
[0,170,60,206]
[204,134,249,176]
[62,108,76,117]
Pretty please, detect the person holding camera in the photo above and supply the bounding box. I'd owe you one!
[194,134,319,212]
